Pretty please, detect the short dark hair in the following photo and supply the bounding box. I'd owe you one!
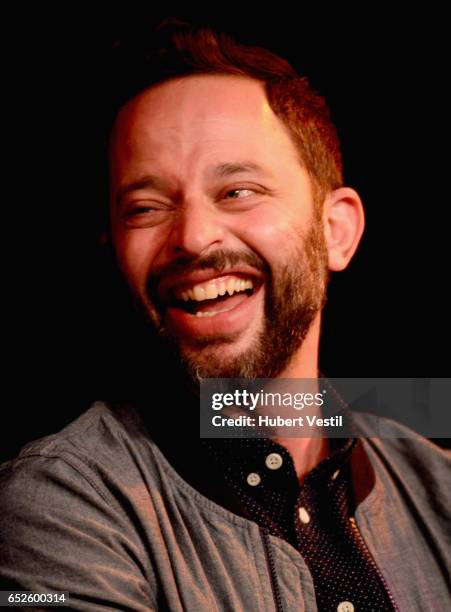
[107,19,343,206]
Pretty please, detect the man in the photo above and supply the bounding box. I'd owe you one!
[1,22,450,611]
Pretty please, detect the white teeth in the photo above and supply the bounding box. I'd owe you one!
[175,276,254,302]
[205,285,219,299]
[195,304,237,317]
[193,286,206,301]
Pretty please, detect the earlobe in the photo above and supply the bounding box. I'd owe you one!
[323,187,365,271]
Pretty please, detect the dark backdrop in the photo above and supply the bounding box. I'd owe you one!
[4,7,450,462]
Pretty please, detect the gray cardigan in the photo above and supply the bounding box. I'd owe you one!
[0,401,450,611]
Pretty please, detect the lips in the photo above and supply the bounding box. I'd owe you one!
[167,273,258,317]
[154,269,264,339]
[158,266,262,301]
[174,276,254,303]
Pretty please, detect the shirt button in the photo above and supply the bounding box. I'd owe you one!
[298,507,311,524]
[337,602,354,612]
[331,469,340,480]
[246,472,261,487]
[265,453,283,470]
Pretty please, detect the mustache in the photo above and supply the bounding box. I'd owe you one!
[146,249,268,300]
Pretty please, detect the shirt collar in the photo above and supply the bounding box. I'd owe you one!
[138,376,376,510]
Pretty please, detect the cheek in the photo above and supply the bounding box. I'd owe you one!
[235,211,303,261]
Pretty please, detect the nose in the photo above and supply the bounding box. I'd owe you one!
[167,197,225,258]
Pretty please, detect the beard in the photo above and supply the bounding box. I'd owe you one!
[135,213,329,383]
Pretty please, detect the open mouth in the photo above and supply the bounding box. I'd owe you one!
[168,275,257,318]
[151,270,264,339]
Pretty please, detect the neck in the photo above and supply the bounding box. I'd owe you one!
[272,431,330,483]
[154,314,327,482]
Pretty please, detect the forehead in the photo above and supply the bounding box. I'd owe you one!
[110,74,301,172]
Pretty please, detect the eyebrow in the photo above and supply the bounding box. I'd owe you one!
[210,161,272,179]
[116,161,271,206]
[116,175,171,207]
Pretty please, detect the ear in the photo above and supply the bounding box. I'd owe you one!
[322,187,365,271]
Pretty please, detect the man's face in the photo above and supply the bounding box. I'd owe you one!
[109,75,329,380]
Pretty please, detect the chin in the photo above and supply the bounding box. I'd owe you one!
[179,339,271,381]
[180,342,249,379]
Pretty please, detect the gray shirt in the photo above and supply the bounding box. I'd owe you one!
[1,401,450,610]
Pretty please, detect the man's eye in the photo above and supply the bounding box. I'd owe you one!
[127,206,153,216]
[224,188,255,199]
[122,204,169,228]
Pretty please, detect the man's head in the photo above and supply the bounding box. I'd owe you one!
[107,24,364,381]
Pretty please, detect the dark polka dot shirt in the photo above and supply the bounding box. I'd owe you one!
[200,434,398,612]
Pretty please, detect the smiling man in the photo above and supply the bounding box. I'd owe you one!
[1,21,450,612]
[109,73,338,382]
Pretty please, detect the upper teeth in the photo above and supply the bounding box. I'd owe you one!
[175,277,254,302]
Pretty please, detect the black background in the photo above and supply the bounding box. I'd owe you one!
[3,7,450,462]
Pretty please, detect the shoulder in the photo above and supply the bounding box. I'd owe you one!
[1,401,155,491]
[0,400,173,525]
[0,400,148,528]
[352,410,451,499]
[0,402,159,607]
